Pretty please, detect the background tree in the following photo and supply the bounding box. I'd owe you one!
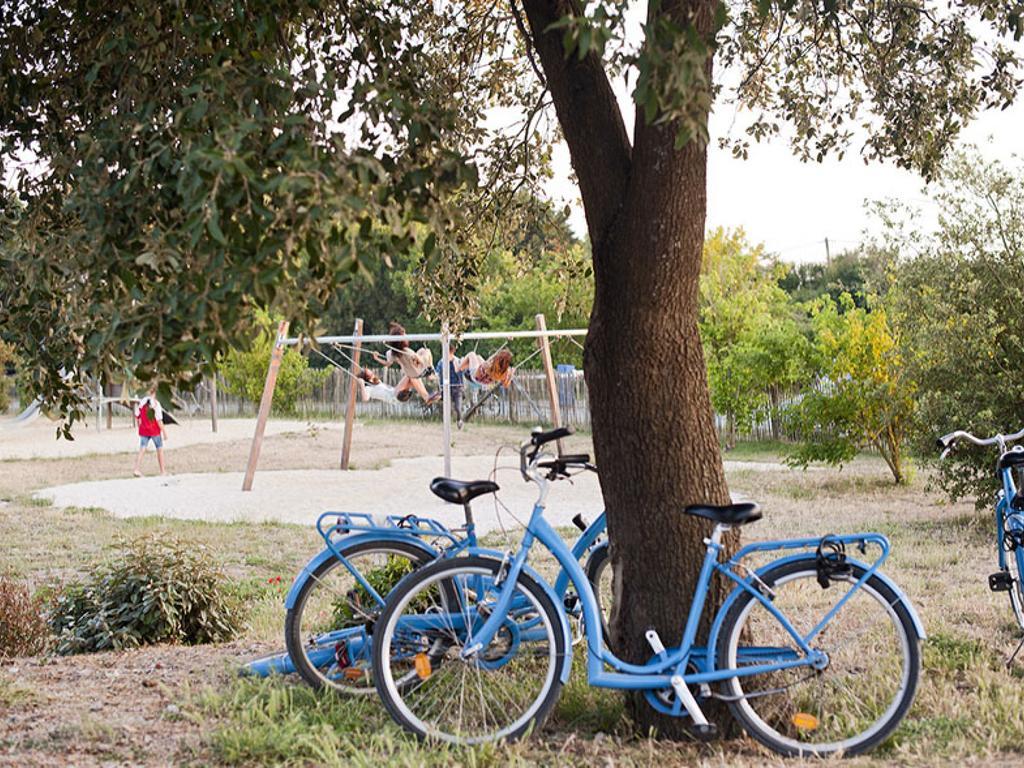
[778,245,892,307]
[220,311,329,415]
[882,151,1024,506]
[787,293,915,484]
[2,0,1021,737]
[700,228,809,446]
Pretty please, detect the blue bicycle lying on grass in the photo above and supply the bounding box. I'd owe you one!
[248,451,608,695]
[937,426,1024,651]
[371,427,925,757]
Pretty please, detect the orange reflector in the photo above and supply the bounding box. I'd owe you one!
[414,653,432,680]
[792,712,819,731]
[343,667,365,681]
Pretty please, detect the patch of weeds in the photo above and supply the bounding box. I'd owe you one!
[0,574,52,658]
[0,676,39,707]
[924,632,993,674]
[554,659,626,734]
[15,495,52,508]
[883,714,973,753]
[190,677,514,767]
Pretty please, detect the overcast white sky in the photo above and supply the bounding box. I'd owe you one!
[547,94,1023,264]
[543,6,1024,265]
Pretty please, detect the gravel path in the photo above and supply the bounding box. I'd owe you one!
[33,456,787,536]
[0,417,328,460]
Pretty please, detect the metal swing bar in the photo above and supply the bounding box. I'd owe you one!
[242,316,585,490]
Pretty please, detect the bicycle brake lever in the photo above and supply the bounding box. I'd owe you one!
[940,447,952,460]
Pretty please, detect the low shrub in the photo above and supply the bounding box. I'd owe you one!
[50,536,243,655]
[0,575,51,658]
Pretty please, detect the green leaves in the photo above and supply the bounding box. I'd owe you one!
[717,0,1022,177]
[49,536,243,655]
[0,0,509,424]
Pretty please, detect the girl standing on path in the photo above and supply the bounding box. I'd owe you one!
[132,384,167,476]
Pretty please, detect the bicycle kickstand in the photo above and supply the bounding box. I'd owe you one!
[1006,635,1024,668]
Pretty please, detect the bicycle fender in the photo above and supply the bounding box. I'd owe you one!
[284,534,442,610]
[468,547,575,684]
[706,554,926,671]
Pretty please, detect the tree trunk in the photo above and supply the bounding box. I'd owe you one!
[520,0,734,738]
[584,120,735,736]
[769,385,782,441]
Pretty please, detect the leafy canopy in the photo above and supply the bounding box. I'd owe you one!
[881,151,1024,504]
[0,0,1020,430]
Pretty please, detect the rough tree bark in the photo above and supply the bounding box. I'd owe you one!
[520,0,738,736]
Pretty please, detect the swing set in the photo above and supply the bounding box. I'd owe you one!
[241,314,586,491]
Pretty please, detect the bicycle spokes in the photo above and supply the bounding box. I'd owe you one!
[723,567,913,753]
[376,562,562,743]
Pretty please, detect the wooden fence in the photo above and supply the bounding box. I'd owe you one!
[181,369,807,444]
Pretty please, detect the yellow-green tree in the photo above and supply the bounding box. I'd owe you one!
[220,312,329,415]
[700,228,810,446]
[788,294,915,484]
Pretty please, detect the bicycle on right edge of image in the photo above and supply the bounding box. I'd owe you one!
[937,426,1024,641]
[370,426,925,758]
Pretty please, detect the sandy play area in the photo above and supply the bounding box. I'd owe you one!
[11,415,772,535]
[34,457,604,534]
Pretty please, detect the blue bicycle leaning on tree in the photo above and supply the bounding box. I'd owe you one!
[246,449,608,694]
[371,427,925,757]
[937,426,1024,656]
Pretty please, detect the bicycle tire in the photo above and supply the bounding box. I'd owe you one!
[285,538,437,693]
[372,554,567,744]
[715,557,920,757]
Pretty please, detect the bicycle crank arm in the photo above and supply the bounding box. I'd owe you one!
[670,674,713,734]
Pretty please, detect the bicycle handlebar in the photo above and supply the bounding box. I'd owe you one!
[937,427,1024,459]
[519,426,583,481]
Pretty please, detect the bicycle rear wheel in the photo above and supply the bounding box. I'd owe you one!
[716,557,920,757]
[372,555,567,744]
[285,539,435,694]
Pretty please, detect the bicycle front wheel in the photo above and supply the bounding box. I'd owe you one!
[1008,548,1024,631]
[372,555,567,744]
[716,557,920,757]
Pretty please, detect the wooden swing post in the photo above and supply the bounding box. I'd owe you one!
[441,322,452,477]
[340,318,364,470]
[209,375,219,433]
[241,320,289,491]
[534,313,564,454]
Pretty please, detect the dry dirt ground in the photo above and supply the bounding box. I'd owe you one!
[2,418,1024,766]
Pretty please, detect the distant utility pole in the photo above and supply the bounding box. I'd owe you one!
[824,237,831,267]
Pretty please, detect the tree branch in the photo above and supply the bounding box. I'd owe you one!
[517,0,631,251]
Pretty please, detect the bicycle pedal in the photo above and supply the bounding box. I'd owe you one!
[989,571,1014,592]
[689,722,717,742]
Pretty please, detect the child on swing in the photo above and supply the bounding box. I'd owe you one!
[459,348,514,388]
[371,322,441,404]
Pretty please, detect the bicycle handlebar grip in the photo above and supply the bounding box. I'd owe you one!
[557,453,590,465]
[531,426,573,446]
[937,433,957,450]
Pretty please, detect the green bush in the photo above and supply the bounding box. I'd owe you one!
[50,537,242,655]
[0,575,51,658]
[220,309,329,414]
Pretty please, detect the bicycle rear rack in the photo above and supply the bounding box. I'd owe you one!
[315,511,459,549]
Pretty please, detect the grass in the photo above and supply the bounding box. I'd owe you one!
[0,676,39,707]
[4,420,1024,766]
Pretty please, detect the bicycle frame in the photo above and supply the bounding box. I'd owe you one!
[288,508,607,611]
[996,467,1022,572]
[461,484,920,722]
